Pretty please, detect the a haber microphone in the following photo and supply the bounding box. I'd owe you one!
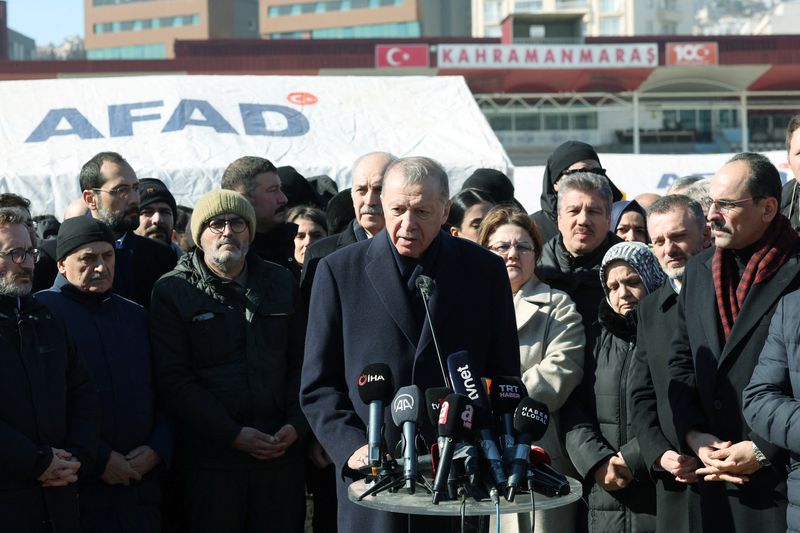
[357,363,395,475]
[507,397,550,501]
[447,351,508,494]
[391,385,424,493]
[414,275,451,389]
[432,393,474,504]
[490,376,528,455]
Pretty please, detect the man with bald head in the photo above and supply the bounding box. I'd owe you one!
[668,152,800,533]
[301,156,519,533]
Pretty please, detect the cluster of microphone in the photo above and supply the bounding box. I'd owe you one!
[355,350,570,505]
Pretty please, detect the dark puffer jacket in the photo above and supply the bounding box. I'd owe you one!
[564,300,656,533]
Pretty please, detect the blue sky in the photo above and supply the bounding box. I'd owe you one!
[7,0,84,46]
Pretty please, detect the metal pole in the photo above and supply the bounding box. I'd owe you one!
[633,92,640,154]
[740,93,748,152]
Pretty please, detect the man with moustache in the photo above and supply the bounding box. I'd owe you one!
[668,152,800,533]
[628,195,711,533]
[0,207,99,532]
[150,190,307,533]
[79,152,176,307]
[221,156,299,280]
[135,178,184,257]
[36,216,172,533]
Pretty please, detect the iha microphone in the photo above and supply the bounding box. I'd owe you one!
[489,376,528,454]
[390,385,424,493]
[507,397,550,501]
[357,363,395,474]
[414,275,451,390]
[432,393,474,504]
[447,351,508,494]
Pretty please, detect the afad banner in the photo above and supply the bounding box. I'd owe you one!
[437,43,658,69]
[0,75,511,216]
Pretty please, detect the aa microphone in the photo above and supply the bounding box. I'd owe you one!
[489,376,528,454]
[447,351,508,494]
[432,393,474,504]
[507,397,550,501]
[530,446,570,495]
[415,275,451,389]
[357,363,395,474]
[391,385,424,493]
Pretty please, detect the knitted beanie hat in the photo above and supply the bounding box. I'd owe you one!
[139,178,177,220]
[190,189,256,249]
[600,241,666,298]
[56,216,115,261]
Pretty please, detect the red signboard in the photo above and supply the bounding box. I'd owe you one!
[666,42,718,66]
[375,45,430,68]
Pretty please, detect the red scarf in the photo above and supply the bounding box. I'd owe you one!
[713,214,798,341]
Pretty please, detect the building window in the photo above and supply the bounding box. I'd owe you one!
[599,0,618,12]
[93,14,200,34]
[93,0,158,5]
[599,16,621,35]
[515,1,543,12]
[87,43,167,59]
[555,0,588,8]
[308,21,420,38]
[484,0,501,24]
[268,0,402,17]
[271,31,311,39]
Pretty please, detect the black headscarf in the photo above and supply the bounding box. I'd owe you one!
[277,166,322,209]
[462,168,526,211]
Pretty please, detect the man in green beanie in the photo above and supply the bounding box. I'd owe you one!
[149,189,308,533]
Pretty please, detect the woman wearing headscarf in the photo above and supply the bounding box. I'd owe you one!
[563,241,665,533]
[532,141,623,243]
[479,205,585,533]
[611,200,649,244]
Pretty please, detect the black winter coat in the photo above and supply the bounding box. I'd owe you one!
[251,222,300,282]
[150,250,308,469]
[564,300,656,533]
[0,295,99,532]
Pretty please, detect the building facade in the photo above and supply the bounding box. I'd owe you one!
[473,0,693,38]
[84,0,259,59]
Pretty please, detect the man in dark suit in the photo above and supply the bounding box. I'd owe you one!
[628,194,711,533]
[779,114,800,229]
[668,152,800,533]
[300,156,520,533]
[78,152,177,308]
[300,151,396,299]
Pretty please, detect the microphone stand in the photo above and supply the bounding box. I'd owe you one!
[416,276,451,390]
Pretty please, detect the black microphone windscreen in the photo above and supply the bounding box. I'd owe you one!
[447,350,490,410]
[513,397,550,441]
[425,387,452,426]
[490,376,528,414]
[357,363,395,404]
[437,393,474,439]
[415,275,436,295]
[391,385,424,426]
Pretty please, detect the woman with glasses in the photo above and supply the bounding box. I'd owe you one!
[563,241,664,533]
[479,205,585,533]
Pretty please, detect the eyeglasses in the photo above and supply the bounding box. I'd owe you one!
[560,167,607,178]
[92,183,140,199]
[488,242,535,256]
[0,247,40,264]
[206,217,248,234]
[701,196,760,214]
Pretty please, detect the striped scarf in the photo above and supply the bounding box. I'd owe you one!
[713,214,798,341]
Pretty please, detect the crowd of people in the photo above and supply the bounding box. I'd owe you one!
[4,113,800,533]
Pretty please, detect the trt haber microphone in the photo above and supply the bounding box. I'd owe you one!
[357,363,395,474]
[490,376,528,454]
[507,397,550,501]
[391,385,424,493]
[447,351,509,494]
[415,275,451,389]
[432,393,474,504]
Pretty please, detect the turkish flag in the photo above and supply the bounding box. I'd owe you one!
[375,45,430,68]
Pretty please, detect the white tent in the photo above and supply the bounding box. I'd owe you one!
[0,75,512,216]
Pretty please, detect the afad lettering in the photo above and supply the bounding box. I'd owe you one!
[358,373,385,386]
[25,99,310,143]
[456,364,480,401]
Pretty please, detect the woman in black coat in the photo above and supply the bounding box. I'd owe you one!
[563,241,665,533]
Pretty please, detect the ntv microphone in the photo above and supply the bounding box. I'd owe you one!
[432,393,474,504]
[357,363,395,475]
[490,376,528,456]
[447,351,509,495]
[507,396,550,501]
[414,275,451,389]
[391,385,424,493]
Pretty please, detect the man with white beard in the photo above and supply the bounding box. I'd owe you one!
[149,190,307,533]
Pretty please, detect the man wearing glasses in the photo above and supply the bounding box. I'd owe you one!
[79,152,176,308]
[668,152,800,533]
[150,190,307,533]
[0,207,99,532]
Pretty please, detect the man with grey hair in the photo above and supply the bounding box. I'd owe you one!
[667,175,705,195]
[0,207,99,532]
[628,194,710,533]
[537,171,621,349]
[301,156,520,533]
